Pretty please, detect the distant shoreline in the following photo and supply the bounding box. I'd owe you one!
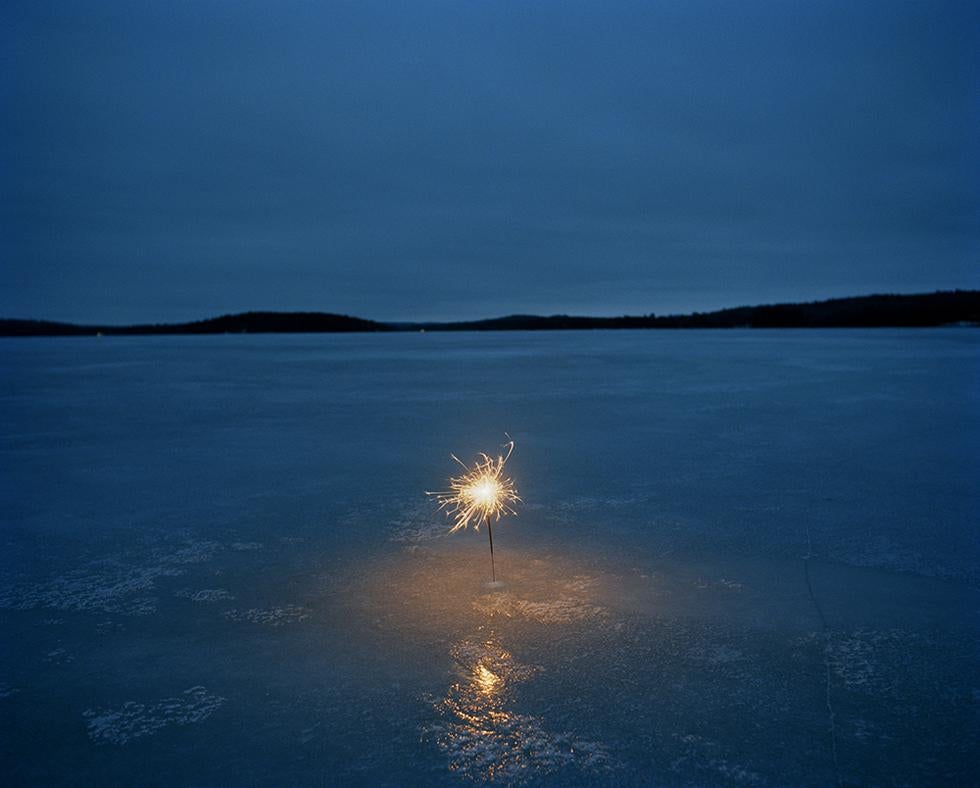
[1,290,977,337]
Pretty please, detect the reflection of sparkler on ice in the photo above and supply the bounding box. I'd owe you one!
[427,438,521,582]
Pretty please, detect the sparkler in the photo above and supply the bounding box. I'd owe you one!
[427,438,521,582]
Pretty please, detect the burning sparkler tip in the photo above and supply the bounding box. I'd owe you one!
[427,437,521,535]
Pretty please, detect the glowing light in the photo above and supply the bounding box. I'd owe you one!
[474,663,502,696]
[427,439,521,535]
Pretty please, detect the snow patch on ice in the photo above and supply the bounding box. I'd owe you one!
[95,619,124,634]
[671,733,765,785]
[0,539,221,616]
[827,534,976,582]
[689,644,745,665]
[175,588,235,603]
[84,686,224,745]
[555,495,642,511]
[43,647,74,665]
[694,577,744,592]
[848,717,893,743]
[152,540,222,565]
[816,628,917,694]
[0,683,20,699]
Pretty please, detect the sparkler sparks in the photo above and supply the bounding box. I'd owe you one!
[427,438,522,583]
[427,439,521,534]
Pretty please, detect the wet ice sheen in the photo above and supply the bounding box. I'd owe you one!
[0,330,977,785]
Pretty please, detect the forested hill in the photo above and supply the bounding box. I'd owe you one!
[0,311,389,337]
[422,291,980,330]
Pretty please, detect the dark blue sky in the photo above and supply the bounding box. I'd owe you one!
[2,1,977,323]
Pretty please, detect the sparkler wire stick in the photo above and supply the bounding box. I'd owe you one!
[485,513,496,583]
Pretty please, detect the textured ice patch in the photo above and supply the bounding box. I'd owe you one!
[554,495,642,511]
[694,577,744,592]
[388,500,448,545]
[95,619,124,634]
[43,647,74,665]
[827,534,977,582]
[0,564,174,616]
[152,540,221,565]
[543,495,645,530]
[848,717,893,743]
[671,733,766,785]
[0,683,20,699]
[230,542,263,551]
[223,606,311,626]
[689,644,745,665]
[175,588,235,603]
[84,686,224,745]
[0,539,221,616]
[822,629,916,693]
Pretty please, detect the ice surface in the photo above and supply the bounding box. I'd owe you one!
[0,330,977,785]
[84,687,225,746]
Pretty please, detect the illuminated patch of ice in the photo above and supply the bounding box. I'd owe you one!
[230,542,263,551]
[425,637,612,783]
[83,686,224,745]
[562,575,599,594]
[223,606,311,626]
[474,592,604,624]
[473,575,605,623]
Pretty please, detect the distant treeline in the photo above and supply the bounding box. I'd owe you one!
[1,291,978,337]
[423,290,980,331]
[0,311,386,337]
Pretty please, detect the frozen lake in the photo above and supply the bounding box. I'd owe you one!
[1,329,977,785]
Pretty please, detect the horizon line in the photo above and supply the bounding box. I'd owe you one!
[2,288,979,330]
